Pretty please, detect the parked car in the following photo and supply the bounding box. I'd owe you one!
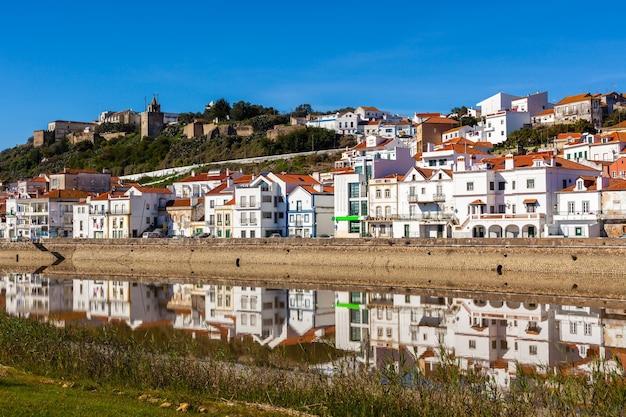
[192,232,211,238]
[269,233,282,238]
[142,231,163,238]
[618,233,626,238]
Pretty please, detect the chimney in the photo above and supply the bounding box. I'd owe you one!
[456,156,466,172]
[505,154,514,170]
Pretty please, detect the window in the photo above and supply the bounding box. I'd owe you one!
[349,183,360,198]
[512,180,516,190]
[466,182,474,191]
[490,182,494,191]
[570,321,577,334]
[575,227,582,237]
[469,340,476,349]
[527,179,535,189]
[529,345,538,355]
[568,201,575,214]
[584,323,592,336]
[375,189,381,198]
[498,182,505,190]
[384,189,390,198]
[492,340,497,349]
[582,201,590,213]
[386,327,392,337]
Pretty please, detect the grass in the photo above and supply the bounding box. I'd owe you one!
[2,313,626,416]
[0,365,303,416]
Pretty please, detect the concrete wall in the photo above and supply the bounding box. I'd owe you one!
[0,238,620,300]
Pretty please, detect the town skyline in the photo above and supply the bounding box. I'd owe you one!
[2,0,625,150]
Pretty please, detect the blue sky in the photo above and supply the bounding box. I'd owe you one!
[1,1,625,151]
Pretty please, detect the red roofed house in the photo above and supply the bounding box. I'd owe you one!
[231,172,320,238]
[172,169,243,198]
[553,93,602,129]
[395,166,455,238]
[553,176,608,238]
[9,189,92,240]
[414,115,458,152]
[73,185,174,238]
[451,152,601,238]
[165,197,205,237]
[287,184,334,237]
[49,167,111,193]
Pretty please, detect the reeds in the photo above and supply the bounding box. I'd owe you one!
[1,312,625,416]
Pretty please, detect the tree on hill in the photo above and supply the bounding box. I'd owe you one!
[204,98,231,122]
[604,110,626,127]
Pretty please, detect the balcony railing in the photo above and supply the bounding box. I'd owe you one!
[408,194,446,203]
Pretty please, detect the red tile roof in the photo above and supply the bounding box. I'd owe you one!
[556,93,592,105]
[41,190,93,199]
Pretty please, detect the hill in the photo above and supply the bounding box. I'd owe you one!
[0,117,353,185]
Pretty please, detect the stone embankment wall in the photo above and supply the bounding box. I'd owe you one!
[3,238,626,299]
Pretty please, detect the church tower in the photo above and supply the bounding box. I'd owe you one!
[141,95,164,138]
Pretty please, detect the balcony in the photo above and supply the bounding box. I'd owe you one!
[236,202,259,209]
[407,194,446,203]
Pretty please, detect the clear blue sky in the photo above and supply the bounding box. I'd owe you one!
[1,1,625,151]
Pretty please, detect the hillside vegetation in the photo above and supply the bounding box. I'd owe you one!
[0,116,350,184]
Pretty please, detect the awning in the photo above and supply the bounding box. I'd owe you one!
[469,199,486,205]
[523,199,538,204]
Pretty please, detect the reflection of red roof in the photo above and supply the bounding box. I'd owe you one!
[470,199,486,205]
[523,199,538,204]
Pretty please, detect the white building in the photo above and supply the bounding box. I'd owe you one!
[287,184,334,238]
[452,153,600,238]
[551,176,605,238]
[394,166,455,238]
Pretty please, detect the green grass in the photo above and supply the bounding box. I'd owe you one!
[0,365,299,417]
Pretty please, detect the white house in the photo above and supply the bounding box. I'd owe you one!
[452,153,600,238]
[394,166,455,238]
[551,176,605,238]
[287,184,334,238]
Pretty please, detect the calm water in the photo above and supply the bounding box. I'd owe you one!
[2,272,626,387]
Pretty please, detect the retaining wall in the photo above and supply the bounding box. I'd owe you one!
[3,238,626,299]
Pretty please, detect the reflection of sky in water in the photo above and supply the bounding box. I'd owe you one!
[3,272,626,387]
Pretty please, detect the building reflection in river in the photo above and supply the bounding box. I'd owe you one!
[3,272,626,387]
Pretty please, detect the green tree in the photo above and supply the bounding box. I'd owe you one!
[204,98,231,122]
[572,119,596,133]
[230,101,262,121]
[292,104,313,118]
[603,110,626,127]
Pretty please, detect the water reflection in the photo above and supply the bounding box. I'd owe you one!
[3,272,626,387]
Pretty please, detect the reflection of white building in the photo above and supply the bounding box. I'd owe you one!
[4,273,74,320]
[288,289,335,336]
[454,298,556,387]
[168,283,207,334]
[554,304,605,364]
[234,287,288,347]
[86,279,172,329]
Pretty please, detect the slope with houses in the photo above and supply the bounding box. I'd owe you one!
[2,91,626,240]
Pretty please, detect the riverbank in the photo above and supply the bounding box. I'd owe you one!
[2,237,626,299]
